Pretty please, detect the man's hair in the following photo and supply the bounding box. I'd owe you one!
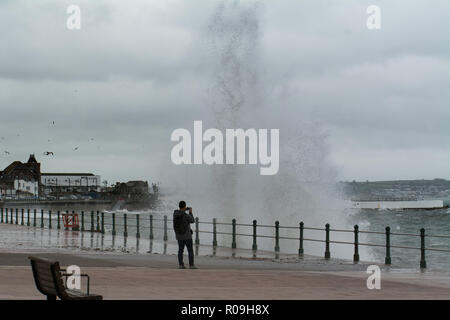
[179,200,186,209]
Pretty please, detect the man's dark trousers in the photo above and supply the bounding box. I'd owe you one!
[178,239,194,266]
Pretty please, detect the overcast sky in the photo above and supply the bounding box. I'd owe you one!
[0,0,449,185]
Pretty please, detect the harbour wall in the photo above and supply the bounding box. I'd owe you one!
[349,199,444,210]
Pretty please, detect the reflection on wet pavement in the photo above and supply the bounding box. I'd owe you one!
[0,223,305,261]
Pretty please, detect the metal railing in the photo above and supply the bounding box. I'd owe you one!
[1,207,450,269]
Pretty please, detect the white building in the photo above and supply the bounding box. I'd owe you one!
[14,179,39,197]
[0,179,38,199]
[41,173,101,196]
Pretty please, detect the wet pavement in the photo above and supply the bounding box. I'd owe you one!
[0,223,371,270]
[2,223,450,299]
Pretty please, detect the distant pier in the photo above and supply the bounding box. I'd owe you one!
[349,199,445,210]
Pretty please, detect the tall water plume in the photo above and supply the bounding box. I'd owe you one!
[160,1,355,258]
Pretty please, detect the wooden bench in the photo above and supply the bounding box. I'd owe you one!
[29,256,103,300]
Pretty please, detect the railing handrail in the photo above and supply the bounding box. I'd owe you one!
[3,207,449,237]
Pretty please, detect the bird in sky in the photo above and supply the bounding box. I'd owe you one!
[43,151,54,156]
[74,147,79,151]
[4,151,10,155]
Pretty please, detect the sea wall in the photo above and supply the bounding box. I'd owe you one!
[0,200,114,212]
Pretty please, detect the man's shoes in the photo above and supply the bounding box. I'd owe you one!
[189,265,198,269]
[179,265,186,269]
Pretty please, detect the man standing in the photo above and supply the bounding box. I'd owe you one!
[173,201,197,269]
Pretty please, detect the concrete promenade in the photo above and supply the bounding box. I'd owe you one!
[1,224,450,299]
[2,250,450,299]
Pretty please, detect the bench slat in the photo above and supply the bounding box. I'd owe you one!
[33,264,54,278]
[29,256,102,300]
[34,270,54,283]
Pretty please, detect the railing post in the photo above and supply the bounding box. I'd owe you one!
[48,210,52,229]
[385,226,391,265]
[232,219,237,249]
[4,208,7,224]
[274,221,280,253]
[65,211,70,231]
[15,208,18,225]
[101,212,105,234]
[353,225,360,263]
[324,223,330,259]
[40,209,44,228]
[90,211,94,232]
[71,210,77,231]
[195,217,199,246]
[163,215,168,241]
[212,218,217,247]
[299,222,304,257]
[27,209,30,226]
[81,211,85,231]
[149,215,153,240]
[10,208,13,224]
[136,215,140,238]
[96,211,100,232]
[252,220,258,251]
[112,213,116,236]
[33,209,36,227]
[123,214,128,237]
[0,208,3,223]
[57,211,60,229]
[21,208,24,225]
[420,228,427,269]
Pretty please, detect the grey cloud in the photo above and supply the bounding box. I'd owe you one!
[0,0,449,183]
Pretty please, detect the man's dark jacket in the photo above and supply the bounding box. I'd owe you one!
[173,210,195,240]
